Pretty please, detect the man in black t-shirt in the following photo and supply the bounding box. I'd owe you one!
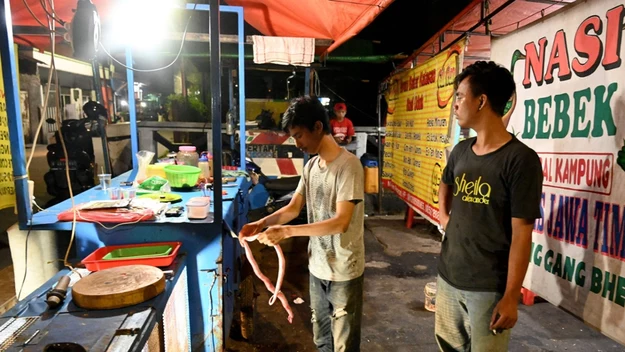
[436,61,543,351]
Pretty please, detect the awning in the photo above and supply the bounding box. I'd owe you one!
[393,0,575,73]
[10,0,393,55]
[223,0,395,55]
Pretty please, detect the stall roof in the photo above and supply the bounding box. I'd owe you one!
[223,0,395,54]
[10,0,394,55]
[395,0,576,72]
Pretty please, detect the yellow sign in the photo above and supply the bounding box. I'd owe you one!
[382,40,465,224]
[0,52,17,209]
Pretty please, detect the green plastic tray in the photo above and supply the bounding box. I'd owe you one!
[102,244,173,260]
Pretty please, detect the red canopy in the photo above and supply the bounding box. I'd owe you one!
[10,0,394,54]
[9,0,111,51]
[223,0,395,54]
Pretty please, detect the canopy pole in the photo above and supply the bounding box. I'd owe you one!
[1,0,32,228]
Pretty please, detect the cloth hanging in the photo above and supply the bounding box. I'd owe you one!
[252,36,315,66]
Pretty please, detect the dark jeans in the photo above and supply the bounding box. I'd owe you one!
[309,273,364,352]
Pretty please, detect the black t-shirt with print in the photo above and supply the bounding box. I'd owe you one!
[438,135,543,293]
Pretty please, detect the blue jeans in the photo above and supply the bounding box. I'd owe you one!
[435,276,511,352]
[309,274,364,352]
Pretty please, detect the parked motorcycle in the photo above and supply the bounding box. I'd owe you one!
[43,101,105,207]
[245,159,306,224]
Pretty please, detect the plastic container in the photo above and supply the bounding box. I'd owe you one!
[121,188,137,199]
[107,187,121,200]
[146,163,168,179]
[186,196,210,219]
[103,244,173,260]
[81,242,182,271]
[424,282,437,312]
[364,166,379,194]
[176,146,198,167]
[164,165,201,188]
[98,173,112,190]
[364,159,378,168]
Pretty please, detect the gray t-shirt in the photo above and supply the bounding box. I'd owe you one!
[295,149,365,281]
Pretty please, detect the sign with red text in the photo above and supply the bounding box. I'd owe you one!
[382,40,465,224]
[492,0,625,344]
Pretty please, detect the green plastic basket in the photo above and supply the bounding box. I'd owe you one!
[164,165,201,188]
[102,244,173,260]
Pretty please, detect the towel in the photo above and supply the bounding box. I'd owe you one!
[252,36,315,66]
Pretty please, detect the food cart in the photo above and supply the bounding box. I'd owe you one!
[0,2,248,351]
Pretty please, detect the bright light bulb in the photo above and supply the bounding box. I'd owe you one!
[109,0,172,50]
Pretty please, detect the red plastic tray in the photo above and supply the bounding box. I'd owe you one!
[81,241,182,271]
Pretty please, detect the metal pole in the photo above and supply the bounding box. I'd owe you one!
[126,47,138,168]
[209,0,223,225]
[440,0,515,53]
[91,58,112,174]
[304,67,310,95]
[0,1,32,228]
[91,59,103,103]
[303,68,311,166]
[377,92,383,215]
[236,7,246,172]
[228,69,234,150]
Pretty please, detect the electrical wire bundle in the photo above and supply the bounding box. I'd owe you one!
[19,0,78,300]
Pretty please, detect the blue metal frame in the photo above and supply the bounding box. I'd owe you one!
[126,47,139,169]
[208,0,223,224]
[122,2,247,234]
[303,67,311,164]
[1,1,32,228]
[228,69,235,149]
[26,168,249,351]
[236,8,246,172]
[183,3,246,173]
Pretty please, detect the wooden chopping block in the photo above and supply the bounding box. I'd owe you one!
[72,265,166,310]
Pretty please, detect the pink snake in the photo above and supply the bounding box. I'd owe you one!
[241,235,294,323]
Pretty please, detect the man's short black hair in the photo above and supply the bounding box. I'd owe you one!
[282,96,331,134]
[453,61,516,116]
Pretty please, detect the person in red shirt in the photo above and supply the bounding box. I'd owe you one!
[330,102,355,145]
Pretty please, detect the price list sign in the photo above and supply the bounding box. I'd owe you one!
[382,41,465,224]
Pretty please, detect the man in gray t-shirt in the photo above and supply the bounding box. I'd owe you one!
[239,96,365,351]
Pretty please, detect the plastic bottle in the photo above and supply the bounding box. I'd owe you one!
[207,152,213,180]
[198,154,211,182]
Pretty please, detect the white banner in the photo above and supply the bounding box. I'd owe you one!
[491,0,625,345]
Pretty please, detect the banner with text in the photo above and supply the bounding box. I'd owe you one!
[491,0,625,344]
[0,54,16,209]
[382,40,465,224]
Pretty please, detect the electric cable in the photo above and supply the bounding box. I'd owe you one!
[98,4,196,73]
[16,212,34,301]
[21,0,48,28]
